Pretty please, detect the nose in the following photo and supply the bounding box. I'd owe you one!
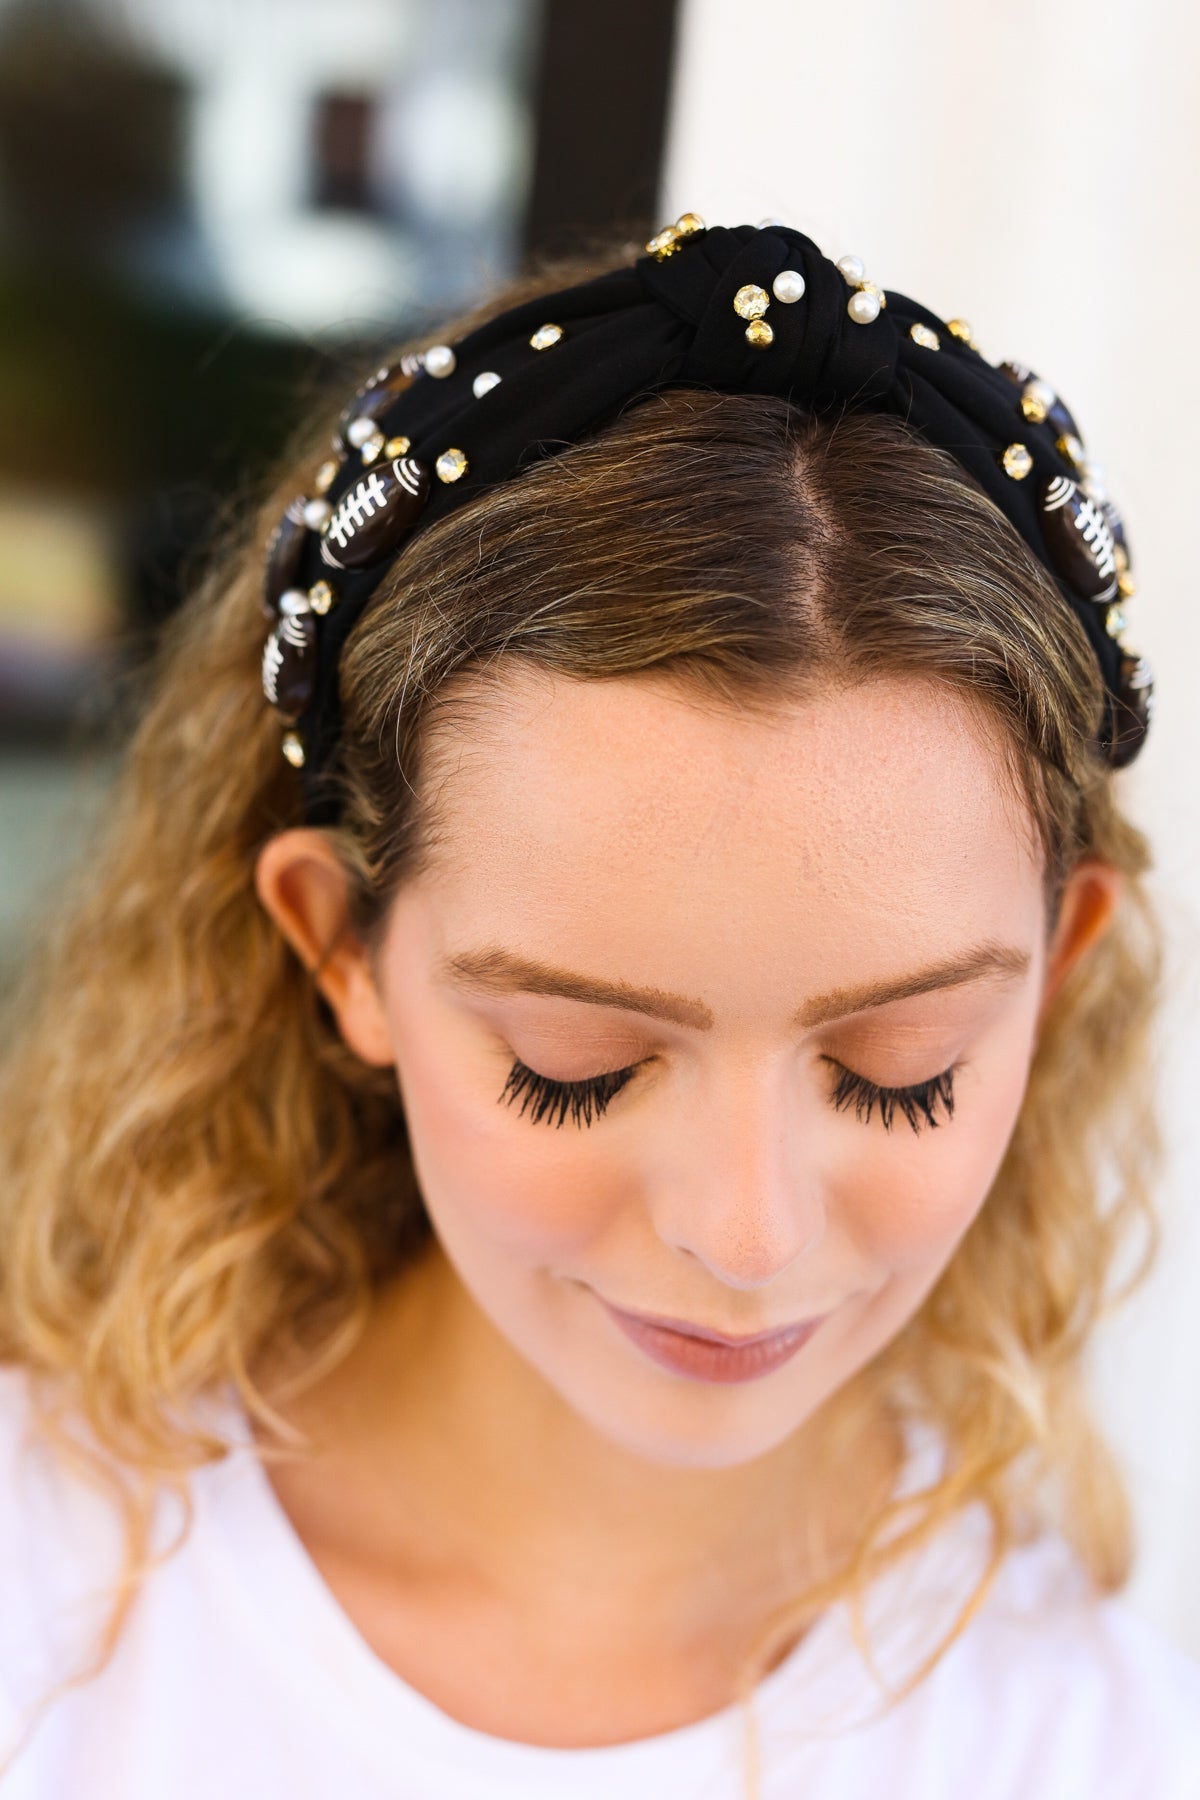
[648,1056,826,1291]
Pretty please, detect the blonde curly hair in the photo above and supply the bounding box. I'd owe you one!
[0,247,1164,1793]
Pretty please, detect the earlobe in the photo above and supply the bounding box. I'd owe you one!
[1040,857,1124,1019]
[254,830,396,1068]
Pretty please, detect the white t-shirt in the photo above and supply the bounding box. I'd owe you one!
[0,1363,1197,1799]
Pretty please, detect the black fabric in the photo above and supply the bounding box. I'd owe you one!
[281,222,1126,824]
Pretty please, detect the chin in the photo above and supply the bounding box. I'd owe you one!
[555,1371,826,1471]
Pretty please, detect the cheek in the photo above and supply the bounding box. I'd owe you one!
[393,1012,630,1266]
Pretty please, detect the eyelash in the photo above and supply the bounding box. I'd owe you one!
[826,1060,959,1133]
[498,1056,960,1134]
[499,1058,639,1129]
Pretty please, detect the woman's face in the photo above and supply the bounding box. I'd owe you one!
[319,669,1096,1470]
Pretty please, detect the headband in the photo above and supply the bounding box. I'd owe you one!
[259,215,1153,825]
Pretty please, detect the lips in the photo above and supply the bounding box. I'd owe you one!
[612,1303,821,1348]
[596,1295,828,1385]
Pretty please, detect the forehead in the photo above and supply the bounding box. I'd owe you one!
[411,667,1045,983]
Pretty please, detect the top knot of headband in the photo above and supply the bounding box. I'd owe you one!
[259,213,1153,825]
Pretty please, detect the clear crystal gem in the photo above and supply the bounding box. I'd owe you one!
[733,284,769,320]
[436,448,468,483]
[1001,443,1033,480]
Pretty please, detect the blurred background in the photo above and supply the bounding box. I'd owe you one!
[2,0,1198,1657]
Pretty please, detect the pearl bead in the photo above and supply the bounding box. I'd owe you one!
[772,269,805,303]
[278,588,311,616]
[530,323,564,350]
[346,417,377,448]
[837,254,866,285]
[847,289,881,324]
[757,216,783,228]
[281,732,306,768]
[473,370,501,397]
[302,498,331,530]
[424,344,457,378]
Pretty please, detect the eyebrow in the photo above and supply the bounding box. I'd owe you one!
[438,940,1032,1030]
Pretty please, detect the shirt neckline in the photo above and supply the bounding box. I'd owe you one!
[193,1386,947,1795]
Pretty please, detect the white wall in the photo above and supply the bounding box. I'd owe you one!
[661,0,1200,1655]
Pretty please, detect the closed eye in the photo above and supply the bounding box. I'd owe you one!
[825,1058,960,1134]
[498,1056,641,1128]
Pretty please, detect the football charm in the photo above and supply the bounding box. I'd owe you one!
[1040,476,1119,603]
[263,497,309,619]
[262,611,317,718]
[319,456,431,571]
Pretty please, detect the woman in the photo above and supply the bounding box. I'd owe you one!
[0,217,1194,1798]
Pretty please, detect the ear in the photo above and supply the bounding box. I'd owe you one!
[254,829,395,1068]
[1037,856,1125,1025]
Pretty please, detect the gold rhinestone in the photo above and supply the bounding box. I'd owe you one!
[436,448,468,483]
[1057,432,1086,468]
[733,284,770,320]
[909,323,940,351]
[1105,605,1128,639]
[383,435,411,458]
[745,318,774,348]
[1118,570,1138,601]
[946,318,976,345]
[313,458,338,494]
[1114,542,1130,575]
[858,280,887,309]
[646,227,680,258]
[674,211,705,237]
[1020,389,1048,424]
[308,580,334,615]
[1001,442,1033,480]
[530,323,564,350]
[281,731,306,768]
[359,431,385,464]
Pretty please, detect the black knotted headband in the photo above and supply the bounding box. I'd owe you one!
[259,215,1153,826]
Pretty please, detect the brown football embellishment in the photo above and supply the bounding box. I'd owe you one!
[1040,475,1120,604]
[319,457,431,571]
